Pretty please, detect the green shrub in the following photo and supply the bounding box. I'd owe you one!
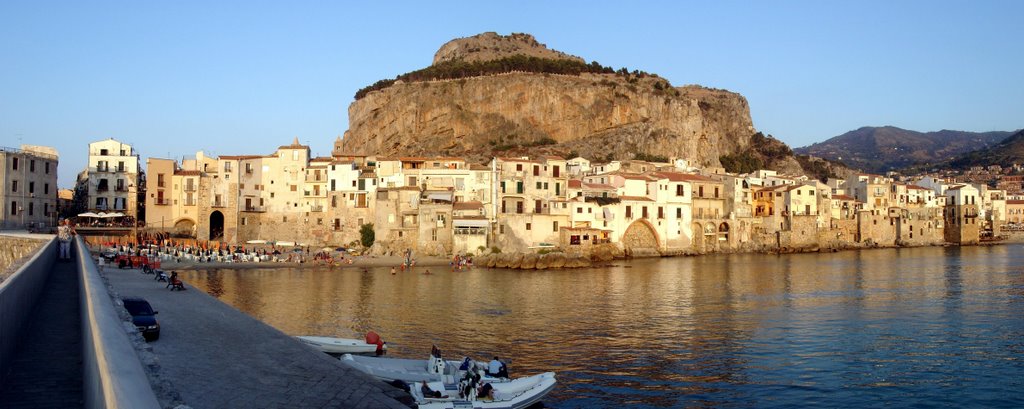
[359,223,375,248]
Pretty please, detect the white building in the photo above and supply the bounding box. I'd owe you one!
[85,138,141,218]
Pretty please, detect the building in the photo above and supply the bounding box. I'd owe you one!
[1,145,59,229]
[84,138,141,220]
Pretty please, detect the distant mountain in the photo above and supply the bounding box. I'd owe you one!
[794,126,1013,173]
[947,129,1024,169]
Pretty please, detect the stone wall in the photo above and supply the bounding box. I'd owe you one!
[0,236,47,282]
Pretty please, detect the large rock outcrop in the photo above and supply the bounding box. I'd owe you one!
[339,33,757,167]
[434,32,584,65]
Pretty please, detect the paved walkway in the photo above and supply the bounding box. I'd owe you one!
[0,258,83,409]
[102,266,411,409]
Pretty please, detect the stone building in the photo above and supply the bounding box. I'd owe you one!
[0,145,59,229]
[943,185,980,245]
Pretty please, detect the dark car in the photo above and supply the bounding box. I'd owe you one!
[122,297,160,341]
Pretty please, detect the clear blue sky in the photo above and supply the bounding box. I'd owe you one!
[2,1,1022,188]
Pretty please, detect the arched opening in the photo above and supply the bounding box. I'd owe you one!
[718,222,730,242]
[622,219,660,256]
[173,218,196,238]
[209,211,224,240]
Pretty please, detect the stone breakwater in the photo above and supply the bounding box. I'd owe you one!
[473,243,624,270]
[0,236,47,283]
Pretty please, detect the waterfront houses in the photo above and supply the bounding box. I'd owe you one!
[109,137,1024,257]
[83,138,141,220]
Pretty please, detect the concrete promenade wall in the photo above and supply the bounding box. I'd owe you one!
[75,236,160,409]
[0,235,55,387]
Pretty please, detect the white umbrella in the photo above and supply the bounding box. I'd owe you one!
[78,212,101,218]
[105,212,125,218]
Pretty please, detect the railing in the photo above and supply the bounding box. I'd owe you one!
[184,200,196,206]
[74,237,162,408]
[243,206,265,212]
[115,186,128,192]
[183,185,196,192]
[454,227,487,235]
[211,202,226,208]
[153,199,170,206]
[310,205,324,212]
[97,186,109,192]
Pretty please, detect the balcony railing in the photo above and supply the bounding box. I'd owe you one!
[183,185,196,192]
[212,202,226,208]
[97,186,109,192]
[115,186,128,192]
[242,205,265,212]
[184,200,197,206]
[154,199,170,206]
[310,205,324,212]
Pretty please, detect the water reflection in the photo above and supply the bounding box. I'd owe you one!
[183,245,1024,408]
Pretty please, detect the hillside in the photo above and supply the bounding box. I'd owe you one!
[339,32,762,169]
[794,126,1011,173]
[947,129,1024,169]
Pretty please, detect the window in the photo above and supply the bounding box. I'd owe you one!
[676,208,682,218]
[714,187,719,198]
[241,217,247,226]
[699,186,704,197]
[577,207,583,214]
[658,207,664,219]
[9,201,15,215]
[317,218,323,225]
[157,174,165,188]
[12,157,18,170]
[676,185,685,196]
[526,223,531,230]
[290,185,297,192]
[533,166,539,176]
[626,206,632,218]
[224,162,232,172]
[516,164,523,171]
[30,160,35,172]
[553,165,560,177]
[553,221,559,232]
[334,219,341,231]
[28,202,33,216]
[28,182,35,194]
[11,180,16,192]
[100,149,108,156]
[642,206,649,218]
[536,181,542,190]
[283,216,288,222]
[45,162,50,174]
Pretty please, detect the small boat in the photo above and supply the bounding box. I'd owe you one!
[339,346,556,409]
[297,331,386,355]
[414,372,557,409]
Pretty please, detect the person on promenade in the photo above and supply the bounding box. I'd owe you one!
[391,266,397,275]
[57,219,75,261]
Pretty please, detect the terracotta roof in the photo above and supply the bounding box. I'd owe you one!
[542,155,566,161]
[618,195,653,202]
[652,171,716,182]
[833,194,857,201]
[219,155,264,160]
[582,182,615,190]
[469,164,490,170]
[398,157,427,162]
[498,157,541,164]
[568,180,583,189]
[907,185,931,190]
[1007,200,1024,205]
[175,170,201,176]
[310,156,333,162]
[453,215,488,220]
[947,185,966,190]
[453,201,484,210]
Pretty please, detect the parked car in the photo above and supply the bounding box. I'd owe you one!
[122,297,160,341]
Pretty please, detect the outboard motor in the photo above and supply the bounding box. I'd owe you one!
[428,345,447,375]
[365,331,387,355]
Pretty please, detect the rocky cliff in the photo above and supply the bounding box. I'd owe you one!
[340,33,757,167]
[433,32,584,65]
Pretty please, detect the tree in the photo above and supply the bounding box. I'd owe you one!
[359,223,375,248]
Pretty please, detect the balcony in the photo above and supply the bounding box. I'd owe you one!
[97,186,109,192]
[115,186,128,192]
[310,205,324,212]
[242,205,265,212]
[154,199,170,206]
[184,200,197,206]
[116,166,126,172]
[212,202,226,208]
[183,185,197,192]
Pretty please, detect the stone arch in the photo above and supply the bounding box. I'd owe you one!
[173,218,196,238]
[718,222,730,243]
[622,219,660,256]
[692,222,705,252]
[209,211,225,240]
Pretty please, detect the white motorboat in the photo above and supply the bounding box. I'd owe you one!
[297,331,386,355]
[339,346,556,409]
[413,372,557,409]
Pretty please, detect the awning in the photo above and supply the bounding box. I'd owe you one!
[426,192,453,202]
[453,219,489,228]
[78,212,101,218]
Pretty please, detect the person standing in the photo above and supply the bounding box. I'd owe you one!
[57,219,74,261]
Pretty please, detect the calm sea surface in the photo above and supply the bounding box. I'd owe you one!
[182,245,1024,408]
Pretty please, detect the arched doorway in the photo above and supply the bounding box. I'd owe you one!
[209,211,224,240]
[718,222,731,249]
[622,220,660,256]
[173,218,196,238]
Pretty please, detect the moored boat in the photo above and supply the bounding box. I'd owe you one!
[296,331,386,355]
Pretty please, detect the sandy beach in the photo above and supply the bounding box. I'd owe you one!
[154,255,456,271]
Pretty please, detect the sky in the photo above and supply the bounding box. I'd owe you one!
[2,1,1022,188]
